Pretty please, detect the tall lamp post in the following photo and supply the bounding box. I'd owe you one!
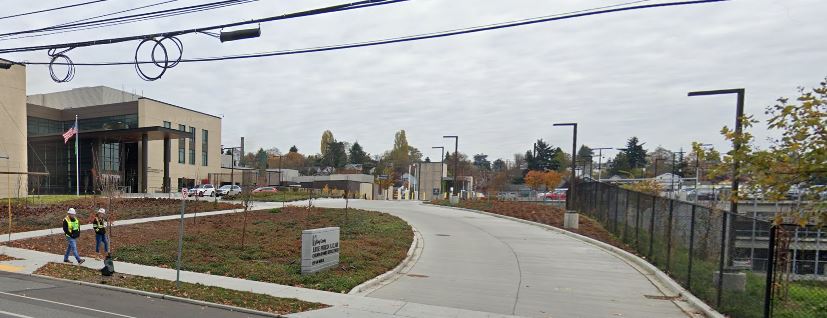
[442,136,459,198]
[591,147,612,181]
[432,146,445,198]
[687,88,745,308]
[553,123,578,229]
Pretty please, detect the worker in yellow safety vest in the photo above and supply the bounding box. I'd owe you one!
[91,208,109,256]
[62,208,85,264]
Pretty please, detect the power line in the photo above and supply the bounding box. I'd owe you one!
[0,0,108,21]
[0,0,257,40]
[0,0,183,42]
[25,0,728,66]
[0,0,405,54]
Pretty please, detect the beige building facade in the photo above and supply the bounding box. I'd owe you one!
[0,60,28,197]
[23,86,221,194]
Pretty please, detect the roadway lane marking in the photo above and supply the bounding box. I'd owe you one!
[0,291,137,318]
[0,265,24,273]
[0,310,35,318]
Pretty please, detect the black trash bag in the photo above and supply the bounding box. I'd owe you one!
[100,255,115,276]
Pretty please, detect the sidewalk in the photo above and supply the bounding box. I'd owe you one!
[0,246,524,318]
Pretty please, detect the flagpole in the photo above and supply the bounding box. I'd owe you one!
[75,115,79,196]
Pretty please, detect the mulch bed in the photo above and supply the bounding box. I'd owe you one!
[35,262,326,315]
[0,197,241,233]
[431,199,630,251]
[0,254,20,261]
[14,206,413,293]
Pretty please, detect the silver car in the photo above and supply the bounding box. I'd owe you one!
[217,185,241,197]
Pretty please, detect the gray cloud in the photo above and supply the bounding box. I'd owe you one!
[3,0,824,161]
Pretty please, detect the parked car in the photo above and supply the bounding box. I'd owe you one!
[192,184,216,197]
[545,188,567,201]
[217,185,241,197]
[688,188,721,201]
[252,186,278,194]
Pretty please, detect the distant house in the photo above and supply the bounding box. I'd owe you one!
[654,173,682,190]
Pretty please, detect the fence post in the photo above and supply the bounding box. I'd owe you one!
[649,196,656,259]
[624,189,630,243]
[716,212,729,307]
[688,204,696,292]
[614,186,620,234]
[635,192,641,248]
[666,199,674,273]
[763,225,777,318]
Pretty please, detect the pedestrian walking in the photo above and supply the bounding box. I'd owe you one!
[63,208,85,264]
[91,208,109,256]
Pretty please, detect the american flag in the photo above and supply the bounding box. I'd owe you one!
[63,121,78,144]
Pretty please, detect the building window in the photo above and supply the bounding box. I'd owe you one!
[178,124,186,164]
[201,129,208,166]
[163,121,171,129]
[189,127,196,165]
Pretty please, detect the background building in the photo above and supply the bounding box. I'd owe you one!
[24,86,221,194]
[0,59,28,197]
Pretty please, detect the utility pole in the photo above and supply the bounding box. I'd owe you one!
[591,147,612,181]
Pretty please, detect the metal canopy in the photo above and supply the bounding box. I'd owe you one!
[28,126,193,143]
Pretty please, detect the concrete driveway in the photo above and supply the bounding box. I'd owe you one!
[312,200,690,318]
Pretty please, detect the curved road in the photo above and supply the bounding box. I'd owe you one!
[314,200,689,318]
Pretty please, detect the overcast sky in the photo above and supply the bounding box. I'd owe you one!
[2,0,825,162]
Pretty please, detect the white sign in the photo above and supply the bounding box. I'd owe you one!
[182,188,189,198]
[301,227,340,274]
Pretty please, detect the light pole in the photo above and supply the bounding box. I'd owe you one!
[443,136,459,198]
[688,88,745,308]
[222,146,242,187]
[553,123,578,229]
[591,147,612,181]
[432,146,445,198]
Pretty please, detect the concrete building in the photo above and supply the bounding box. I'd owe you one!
[23,86,222,194]
[0,59,28,197]
[294,174,375,199]
[415,162,447,201]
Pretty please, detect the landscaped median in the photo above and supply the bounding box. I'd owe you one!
[0,254,20,261]
[12,206,413,293]
[1,196,241,233]
[430,199,629,250]
[35,262,326,315]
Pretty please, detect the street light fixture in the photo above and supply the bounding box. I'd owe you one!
[688,88,745,308]
[442,136,459,197]
[432,146,445,197]
[553,122,578,229]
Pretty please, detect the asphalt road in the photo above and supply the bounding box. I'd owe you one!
[0,271,267,318]
[312,200,690,318]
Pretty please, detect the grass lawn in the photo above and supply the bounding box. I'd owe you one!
[14,206,413,293]
[35,262,326,315]
[0,197,241,233]
[233,191,312,202]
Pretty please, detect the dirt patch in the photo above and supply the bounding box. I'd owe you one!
[35,262,326,314]
[0,197,241,233]
[0,254,20,261]
[431,199,630,251]
[15,206,413,293]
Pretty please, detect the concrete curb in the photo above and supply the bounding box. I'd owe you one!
[425,203,724,318]
[27,273,285,317]
[348,225,422,295]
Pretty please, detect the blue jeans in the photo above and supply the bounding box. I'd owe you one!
[96,233,109,253]
[64,236,81,262]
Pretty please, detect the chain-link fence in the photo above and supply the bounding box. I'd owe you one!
[575,181,826,318]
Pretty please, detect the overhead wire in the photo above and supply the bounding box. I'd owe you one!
[22,0,729,66]
[0,0,259,40]
[0,0,408,54]
[0,0,108,21]
[0,0,183,42]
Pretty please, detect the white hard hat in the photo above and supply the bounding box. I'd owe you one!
[67,208,76,215]
[97,208,106,214]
